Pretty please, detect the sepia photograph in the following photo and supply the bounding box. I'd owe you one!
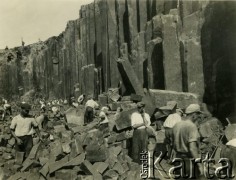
[0,0,236,179]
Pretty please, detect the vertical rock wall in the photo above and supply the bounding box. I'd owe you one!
[0,0,235,118]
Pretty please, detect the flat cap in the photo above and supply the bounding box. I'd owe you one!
[20,103,31,110]
[185,104,203,114]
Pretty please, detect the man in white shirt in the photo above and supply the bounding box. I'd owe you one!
[161,101,182,161]
[84,95,99,125]
[131,102,151,164]
[10,103,41,159]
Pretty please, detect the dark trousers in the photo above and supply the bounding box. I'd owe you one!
[132,128,148,164]
[15,135,33,158]
[174,153,202,179]
[84,106,94,124]
[164,127,174,160]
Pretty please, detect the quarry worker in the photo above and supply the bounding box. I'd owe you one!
[99,106,109,124]
[3,101,12,116]
[172,104,204,178]
[161,101,182,162]
[10,103,41,159]
[84,95,99,125]
[131,102,151,164]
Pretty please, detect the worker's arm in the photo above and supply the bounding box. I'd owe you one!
[10,129,22,145]
[189,141,204,175]
[32,119,42,141]
[10,118,22,144]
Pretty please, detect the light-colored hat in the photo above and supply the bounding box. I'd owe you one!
[185,104,203,114]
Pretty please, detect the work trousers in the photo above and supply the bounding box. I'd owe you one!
[84,106,94,124]
[132,128,148,164]
[15,135,33,159]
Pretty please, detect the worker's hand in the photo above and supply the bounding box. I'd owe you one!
[16,138,23,145]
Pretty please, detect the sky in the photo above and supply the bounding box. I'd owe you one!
[0,0,93,49]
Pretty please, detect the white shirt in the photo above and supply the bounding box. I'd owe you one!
[163,113,182,128]
[72,102,79,107]
[10,115,38,137]
[99,111,109,124]
[85,99,99,109]
[226,138,236,147]
[131,112,151,129]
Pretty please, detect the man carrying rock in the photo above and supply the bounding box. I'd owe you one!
[10,103,41,159]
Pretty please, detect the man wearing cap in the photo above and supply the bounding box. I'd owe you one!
[161,101,182,162]
[10,103,41,159]
[172,104,204,178]
[131,102,151,164]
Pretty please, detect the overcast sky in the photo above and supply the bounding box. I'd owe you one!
[0,0,93,49]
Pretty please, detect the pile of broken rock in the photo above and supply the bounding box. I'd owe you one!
[0,103,141,180]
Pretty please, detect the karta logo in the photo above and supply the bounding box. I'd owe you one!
[140,151,235,179]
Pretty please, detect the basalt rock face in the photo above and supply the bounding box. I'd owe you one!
[0,0,236,117]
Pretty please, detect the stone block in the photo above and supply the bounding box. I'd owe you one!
[149,89,200,109]
[62,142,71,154]
[127,0,138,42]
[86,144,108,162]
[103,169,119,179]
[117,51,144,95]
[28,142,41,159]
[107,0,120,88]
[116,132,127,142]
[107,134,117,144]
[139,0,148,31]
[54,124,66,133]
[55,169,77,180]
[182,39,204,98]
[115,108,136,130]
[108,102,121,111]
[80,160,102,180]
[113,161,125,174]
[49,156,69,174]
[162,14,182,91]
[39,162,49,178]
[15,151,24,165]
[64,153,85,167]
[39,157,49,166]
[2,152,12,160]
[117,0,126,45]
[50,140,63,159]
[8,138,15,146]
[98,94,108,107]
[130,94,143,102]
[21,159,40,172]
[93,162,109,174]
